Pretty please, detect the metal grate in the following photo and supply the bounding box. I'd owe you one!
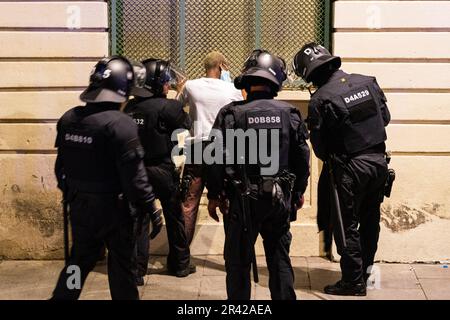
[110,0,328,89]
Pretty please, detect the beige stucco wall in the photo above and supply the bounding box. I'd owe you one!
[0,1,108,259]
[332,0,450,262]
[0,0,449,262]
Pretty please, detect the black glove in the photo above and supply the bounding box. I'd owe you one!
[293,192,305,210]
[149,207,163,239]
[130,201,162,239]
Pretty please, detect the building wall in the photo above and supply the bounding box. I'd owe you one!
[0,1,108,259]
[1,1,449,262]
[333,0,450,262]
[160,0,450,262]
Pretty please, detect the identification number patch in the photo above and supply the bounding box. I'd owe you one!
[64,133,93,145]
[341,87,372,108]
[134,118,145,125]
[246,110,282,129]
[132,113,146,127]
[62,128,97,150]
[341,86,378,123]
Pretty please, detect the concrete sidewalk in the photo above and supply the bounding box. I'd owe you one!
[0,256,449,300]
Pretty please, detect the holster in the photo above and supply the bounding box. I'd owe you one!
[384,169,396,198]
[383,152,396,200]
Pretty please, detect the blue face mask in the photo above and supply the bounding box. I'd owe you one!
[220,70,232,82]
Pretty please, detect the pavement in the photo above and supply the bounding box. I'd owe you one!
[0,256,449,300]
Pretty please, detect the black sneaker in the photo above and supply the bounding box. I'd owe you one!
[324,280,367,296]
[135,276,145,287]
[168,263,197,278]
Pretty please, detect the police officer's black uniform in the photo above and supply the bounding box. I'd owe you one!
[124,59,193,280]
[207,51,310,300]
[51,57,162,300]
[293,43,391,296]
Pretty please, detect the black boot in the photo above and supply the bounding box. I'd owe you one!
[324,280,367,296]
[135,276,145,287]
[168,262,196,278]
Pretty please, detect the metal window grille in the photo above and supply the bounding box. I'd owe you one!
[110,0,331,89]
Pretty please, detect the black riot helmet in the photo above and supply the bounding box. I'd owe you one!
[80,56,135,103]
[292,42,341,83]
[234,49,287,95]
[131,58,179,98]
[241,49,270,72]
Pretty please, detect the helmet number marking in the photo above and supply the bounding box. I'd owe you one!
[102,69,112,79]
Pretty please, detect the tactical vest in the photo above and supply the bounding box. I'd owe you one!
[58,108,122,193]
[126,99,173,165]
[224,99,292,177]
[317,73,387,155]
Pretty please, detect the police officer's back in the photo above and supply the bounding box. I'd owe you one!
[207,50,310,300]
[51,56,162,300]
[293,43,391,296]
[124,59,194,281]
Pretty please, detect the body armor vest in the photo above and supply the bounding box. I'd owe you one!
[58,107,122,192]
[126,98,174,164]
[224,99,293,177]
[315,73,387,155]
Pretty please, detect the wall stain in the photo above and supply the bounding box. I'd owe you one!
[421,203,445,218]
[0,239,20,259]
[381,202,446,232]
[11,192,62,238]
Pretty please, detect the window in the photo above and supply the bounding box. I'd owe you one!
[110,0,330,88]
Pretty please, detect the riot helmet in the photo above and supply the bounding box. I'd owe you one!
[241,49,270,72]
[292,42,341,83]
[234,49,287,95]
[131,59,183,98]
[80,56,134,103]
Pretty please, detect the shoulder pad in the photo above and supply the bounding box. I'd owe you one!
[61,106,83,120]
[220,100,245,114]
[349,73,376,84]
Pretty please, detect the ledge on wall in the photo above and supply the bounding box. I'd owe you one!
[167,89,311,102]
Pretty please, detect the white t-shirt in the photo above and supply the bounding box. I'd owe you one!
[179,77,243,141]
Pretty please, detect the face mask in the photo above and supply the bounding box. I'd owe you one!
[220,70,232,82]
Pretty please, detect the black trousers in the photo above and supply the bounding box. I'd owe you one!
[224,193,296,300]
[135,163,190,277]
[331,153,388,283]
[52,192,138,300]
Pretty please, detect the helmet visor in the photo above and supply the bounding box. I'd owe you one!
[165,64,187,90]
[131,61,147,89]
[129,61,152,98]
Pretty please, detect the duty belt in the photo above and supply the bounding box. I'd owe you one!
[338,143,386,159]
[248,171,296,197]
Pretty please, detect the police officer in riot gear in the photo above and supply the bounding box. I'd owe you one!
[293,43,391,296]
[124,59,194,282]
[207,50,310,300]
[51,56,162,300]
